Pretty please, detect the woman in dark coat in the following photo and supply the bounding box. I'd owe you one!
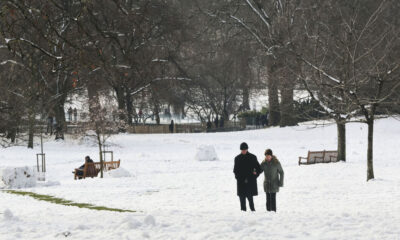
[233,142,262,211]
[260,149,284,212]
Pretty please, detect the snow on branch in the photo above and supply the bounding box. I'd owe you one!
[114,64,131,69]
[129,77,192,96]
[312,93,334,114]
[153,77,192,82]
[134,41,146,50]
[152,59,168,62]
[6,38,62,60]
[0,60,24,67]
[301,57,341,84]
[90,67,101,73]
[245,0,271,30]
[8,90,25,99]
[230,15,274,56]
[130,84,151,96]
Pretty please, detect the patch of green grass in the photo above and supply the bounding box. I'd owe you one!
[5,190,136,213]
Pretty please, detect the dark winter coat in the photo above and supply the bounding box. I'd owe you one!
[79,158,94,169]
[260,156,284,193]
[169,120,174,133]
[233,152,262,196]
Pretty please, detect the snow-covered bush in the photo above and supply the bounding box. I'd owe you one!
[195,145,219,161]
[104,167,133,178]
[0,167,36,189]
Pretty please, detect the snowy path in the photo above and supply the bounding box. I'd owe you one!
[1,118,400,239]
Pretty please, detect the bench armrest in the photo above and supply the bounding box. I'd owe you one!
[73,168,83,180]
[330,156,338,162]
[298,156,307,165]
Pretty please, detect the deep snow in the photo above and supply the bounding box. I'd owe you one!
[1,118,400,239]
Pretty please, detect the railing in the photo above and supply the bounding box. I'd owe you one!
[25,120,247,135]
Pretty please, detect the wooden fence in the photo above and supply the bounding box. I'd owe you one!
[127,121,245,134]
[34,120,246,135]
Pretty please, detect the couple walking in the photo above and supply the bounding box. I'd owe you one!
[233,142,284,212]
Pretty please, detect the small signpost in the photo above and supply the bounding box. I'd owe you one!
[36,132,46,181]
[101,145,114,162]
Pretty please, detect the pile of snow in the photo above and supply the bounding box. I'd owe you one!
[78,133,98,147]
[0,166,36,189]
[1,117,400,239]
[104,167,133,178]
[144,215,156,226]
[40,181,61,187]
[119,215,156,230]
[195,145,219,161]
[3,209,18,221]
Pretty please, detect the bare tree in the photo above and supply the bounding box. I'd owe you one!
[82,95,125,178]
[77,0,183,128]
[210,0,304,126]
[0,0,85,141]
[298,0,400,180]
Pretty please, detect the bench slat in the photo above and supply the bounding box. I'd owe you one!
[74,160,121,180]
[299,151,338,165]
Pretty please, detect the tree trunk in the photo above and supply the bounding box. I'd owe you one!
[337,120,346,161]
[87,80,100,122]
[268,74,280,126]
[97,133,103,178]
[153,103,160,125]
[7,127,17,143]
[114,86,127,131]
[28,111,34,149]
[125,88,133,126]
[54,100,66,140]
[367,118,375,181]
[242,88,250,111]
[279,80,296,127]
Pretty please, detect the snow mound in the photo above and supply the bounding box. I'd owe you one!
[78,134,98,147]
[104,167,133,178]
[0,167,36,189]
[120,216,142,230]
[4,209,18,221]
[41,181,61,187]
[144,215,156,226]
[195,145,219,161]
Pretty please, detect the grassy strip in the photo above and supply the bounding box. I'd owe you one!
[5,190,136,213]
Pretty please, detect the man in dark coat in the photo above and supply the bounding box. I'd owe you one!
[73,108,77,122]
[67,107,73,122]
[169,120,174,133]
[46,110,54,135]
[233,142,262,211]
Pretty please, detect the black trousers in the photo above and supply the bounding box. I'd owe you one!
[266,193,276,212]
[239,194,255,211]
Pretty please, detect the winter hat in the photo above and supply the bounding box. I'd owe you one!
[240,142,248,150]
[264,149,273,156]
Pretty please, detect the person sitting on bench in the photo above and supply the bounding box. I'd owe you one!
[74,156,94,178]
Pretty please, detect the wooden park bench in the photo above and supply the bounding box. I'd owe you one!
[298,150,338,165]
[74,160,121,180]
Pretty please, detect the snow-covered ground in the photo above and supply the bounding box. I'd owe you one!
[1,118,400,240]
